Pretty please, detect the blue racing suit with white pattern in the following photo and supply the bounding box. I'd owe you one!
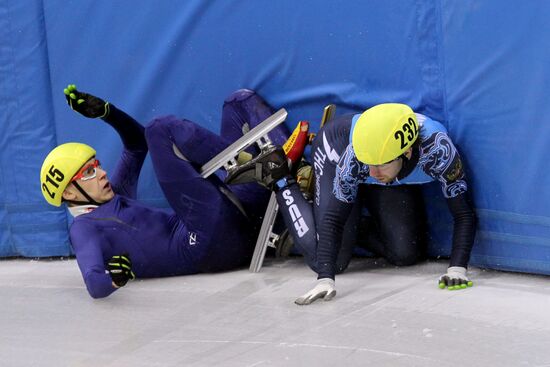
[275,111,475,280]
[313,113,476,279]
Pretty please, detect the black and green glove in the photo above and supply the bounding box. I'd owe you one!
[107,254,136,287]
[438,266,473,290]
[63,84,110,118]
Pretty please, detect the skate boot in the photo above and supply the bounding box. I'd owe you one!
[224,145,290,190]
[225,120,309,189]
[283,120,309,171]
[275,228,295,257]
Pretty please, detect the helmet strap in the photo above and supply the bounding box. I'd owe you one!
[69,181,102,206]
[396,145,420,181]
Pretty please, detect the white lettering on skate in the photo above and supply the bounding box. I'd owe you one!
[282,189,309,238]
[189,232,197,246]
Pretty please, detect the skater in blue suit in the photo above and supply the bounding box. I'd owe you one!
[40,85,289,298]
[234,103,476,304]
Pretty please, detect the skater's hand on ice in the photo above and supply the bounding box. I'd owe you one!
[64,84,110,118]
[438,266,473,290]
[108,253,136,287]
[295,278,336,305]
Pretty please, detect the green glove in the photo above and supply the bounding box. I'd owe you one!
[438,266,474,290]
[63,84,110,118]
[107,253,136,287]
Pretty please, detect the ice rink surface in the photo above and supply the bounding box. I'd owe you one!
[1,256,550,367]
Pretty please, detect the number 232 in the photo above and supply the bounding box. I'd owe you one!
[394,118,418,149]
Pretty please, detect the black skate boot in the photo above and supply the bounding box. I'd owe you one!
[225,146,290,190]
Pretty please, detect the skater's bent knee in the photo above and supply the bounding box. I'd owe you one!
[224,89,257,104]
[386,249,423,266]
[145,116,194,143]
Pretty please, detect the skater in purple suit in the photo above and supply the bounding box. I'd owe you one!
[40,85,289,299]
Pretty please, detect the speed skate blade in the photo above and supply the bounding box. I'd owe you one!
[200,108,288,178]
[249,193,279,273]
[320,104,336,127]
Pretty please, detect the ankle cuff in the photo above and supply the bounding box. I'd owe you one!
[275,176,295,190]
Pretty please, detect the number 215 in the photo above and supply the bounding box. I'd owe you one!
[42,165,65,199]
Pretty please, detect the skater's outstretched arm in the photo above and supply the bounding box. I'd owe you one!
[64,84,147,198]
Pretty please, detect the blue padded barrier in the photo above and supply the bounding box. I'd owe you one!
[0,0,70,257]
[0,0,549,277]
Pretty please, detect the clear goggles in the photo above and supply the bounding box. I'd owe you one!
[71,159,101,182]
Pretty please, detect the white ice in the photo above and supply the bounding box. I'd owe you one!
[1,257,550,367]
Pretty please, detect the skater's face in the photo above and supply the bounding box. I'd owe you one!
[368,148,413,183]
[62,158,115,204]
[368,158,403,183]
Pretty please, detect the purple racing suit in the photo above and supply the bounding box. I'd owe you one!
[69,90,289,298]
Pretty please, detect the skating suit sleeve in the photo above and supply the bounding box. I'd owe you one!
[333,144,370,203]
[70,222,116,299]
[315,145,367,279]
[101,105,148,198]
[418,131,476,267]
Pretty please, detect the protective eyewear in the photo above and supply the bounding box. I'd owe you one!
[71,160,101,182]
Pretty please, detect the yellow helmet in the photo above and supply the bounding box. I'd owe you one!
[40,143,96,206]
[352,103,419,165]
